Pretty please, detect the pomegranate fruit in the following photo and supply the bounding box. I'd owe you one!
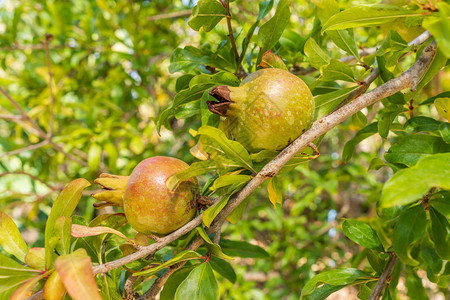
[208,68,314,152]
[123,156,198,235]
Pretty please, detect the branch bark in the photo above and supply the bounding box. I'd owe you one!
[368,253,398,300]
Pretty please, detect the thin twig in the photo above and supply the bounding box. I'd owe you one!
[0,171,59,191]
[147,9,192,21]
[368,254,398,300]
[224,1,240,69]
[0,86,47,139]
[43,34,56,139]
[331,30,432,113]
[0,114,22,120]
[0,140,49,159]
[48,142,88,167]
[124,275,138,300]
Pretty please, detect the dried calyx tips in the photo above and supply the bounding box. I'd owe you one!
[207,86,233,116]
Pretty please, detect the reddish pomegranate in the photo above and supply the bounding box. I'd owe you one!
[208,68,314,152]
[123,156,198,235]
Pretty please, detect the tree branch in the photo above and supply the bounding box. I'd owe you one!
[0,171,59,191]
[147,9,192,22]
[0,140,49,159]
[368,253,398,300]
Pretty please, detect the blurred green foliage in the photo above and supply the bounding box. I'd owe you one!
[0,0,449,299]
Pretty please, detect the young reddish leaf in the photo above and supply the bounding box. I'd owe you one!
[10,273,46,300]
[0,212,29,262]
[267,177,282,208]
[54,248,102,300]
[71,224,128,240]
[258,51,288,70]
[45,178,91,269]
[43,271,66,300]
[24,247,45,271]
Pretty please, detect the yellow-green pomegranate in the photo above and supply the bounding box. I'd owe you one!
[208,68,314,152]
[123,156,198,235]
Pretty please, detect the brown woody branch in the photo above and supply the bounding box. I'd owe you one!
[368,253,398,300]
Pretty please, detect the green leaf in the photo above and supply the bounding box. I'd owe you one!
[343,122,378,162]
[304,38,330,69]
[55,248,102,300]
[134,250,203,276]
[188,0,227,32]
[220,239,269,258]
[257,0,290,64]
[174,262,218,300]
[392,205,426,265]
[439,122,450,144]
[430,192,450,218]
[167,160,216,191]
[45,179,91,269]
[405,268,428,299]
[0,253,41,299]
[321,59,356,83]
[314,86,359,119]
[212,174,251,190]
[384,135,450,167]
[301,268,373,298]
[209,256,236,283]
[169,47,210,73]
[422,2,450,58]
[53,216,72,256]
[368,157,386,171]
[203,193,232,227]
[267,176,282,208]
[328,30,360,60]
[194,126,255,173]
[342,219,383,250]
[434,98,450,120]
[87,143,102,172]
[404,116,442,133]
[380,153,450,207]
[378,110,400,138]
[10,273,46,300]
[429,207,450,260]
[306,284,347,300]
[189,72,240,88]
[196,227,232,260]
[0,212,28,262]
[322,5,425,32]
[161,265,197,300]
[226,195,249,224]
